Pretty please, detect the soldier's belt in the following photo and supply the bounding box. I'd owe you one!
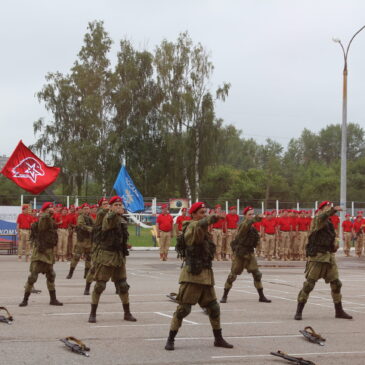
[60,337,90,357]
[0,307,13,325]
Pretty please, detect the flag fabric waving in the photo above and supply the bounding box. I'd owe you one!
[113,166,144,213]
[1,140,60,194]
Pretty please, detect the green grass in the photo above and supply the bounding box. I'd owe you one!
[127,225,177,247]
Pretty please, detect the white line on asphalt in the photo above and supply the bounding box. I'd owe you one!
[145,334,302,341]
[154,311,198,325]
[211,350,365,360]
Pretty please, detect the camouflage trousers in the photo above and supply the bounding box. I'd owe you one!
[24,261,56,292]
[297,260,342,304]
[224,254,263,290]
[91,263,129,305]
[71,240,92,270]
[170,282,220,331]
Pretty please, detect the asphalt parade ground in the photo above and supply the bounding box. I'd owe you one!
[1,252,365,365]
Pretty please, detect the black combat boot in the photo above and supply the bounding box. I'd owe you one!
[220,288,230,303]
[84,267,89,279]
[165,330,178,351]
[335,302,353,319]
[19,292,31,307]
[294,302,305,320]
[213,329,234,348]
[88,304,98,323]
[257,288,271,303]
[84,282,91,295]
[49,290,63,306]
[66,266,75,279]
[123,303,137,321]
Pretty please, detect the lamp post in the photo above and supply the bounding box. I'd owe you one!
[333,25,365,243]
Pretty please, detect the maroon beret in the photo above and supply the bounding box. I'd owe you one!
[189,202,205,215]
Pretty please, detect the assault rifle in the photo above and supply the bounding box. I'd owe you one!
[299,326,325,346]
[0,307,13,324]
[270,350,316,365]
[60,337,90,357]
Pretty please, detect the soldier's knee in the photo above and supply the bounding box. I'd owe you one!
[94,281,107,294]
[206,300,220,319]
[330,279,342,293]
[47,270,56,283]
[227,274,237,284]
[252,269,262,282]
[303,279,316,294]
[27,273,37,285]
[116,280,130,294]
[176,304,191,320]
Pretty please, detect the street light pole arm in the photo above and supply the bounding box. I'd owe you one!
[345,25,365,59]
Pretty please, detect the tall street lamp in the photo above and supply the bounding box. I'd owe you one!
[333,25,365,240]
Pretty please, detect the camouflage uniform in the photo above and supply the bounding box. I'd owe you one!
[295,207,352,320]
[66,213,93,279]
[88,211,136,322]
[220,216,271,303]
[19,213,62,306]
[165,215,233,351]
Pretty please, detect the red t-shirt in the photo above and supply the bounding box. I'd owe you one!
[277,217,291,231]
[297,217,310,231]
[157,214,173,232]
[226,214,239,229]
[262,218,277,234]
[55,214,69,229]
[252,221,262,232]
[176,215,191,231]
[67,213,77,227]
[212,218,226,229]
[330,215,340,229]
[16,213,33,229]
[342,220,353,233]
[352,219,363,233]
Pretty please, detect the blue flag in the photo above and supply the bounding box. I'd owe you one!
[113,166,144,213]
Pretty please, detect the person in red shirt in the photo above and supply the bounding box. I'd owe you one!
[252,218,263,257]
[53,203,63,222]
[67,205,77,260]
[276,210,292,260]
[55,207,69,261]
[261,212,277,261]
[16,205,34,262]
[211,204,226,261]
[352,214,364,257]
[330,213,340,237]
[296,211,309,261]
[342,214,353,257]
[90,205,98,222]
[157,204,174,261]
[225,206,239,260]
[175,208,191,236]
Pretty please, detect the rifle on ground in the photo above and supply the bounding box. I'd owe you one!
[299,326,325,346]
[60,337,90,357]
[0,307,13,324]
[270,350,316,365]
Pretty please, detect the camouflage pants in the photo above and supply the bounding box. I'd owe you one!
[71,240,92,269]
[212,229,223,259]
[224,254,263,290]
[91,263,129,305]
[24,261,56,292]
[170,282,220,331]
[297,260,342,304]
[343,232,352,256]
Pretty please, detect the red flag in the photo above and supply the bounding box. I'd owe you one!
[1,140,61,194]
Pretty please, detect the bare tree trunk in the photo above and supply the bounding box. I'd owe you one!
[183,166,192,201]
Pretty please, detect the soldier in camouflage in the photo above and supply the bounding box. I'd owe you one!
[165,202,233,351]
[88,196,136,323]
[19,202,63,307]
[294,201,352,320]
[220,206,271,304]
[83,198,110,295]
[66,203,94,280]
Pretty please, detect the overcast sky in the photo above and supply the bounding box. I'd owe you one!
[1,0,365,156]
